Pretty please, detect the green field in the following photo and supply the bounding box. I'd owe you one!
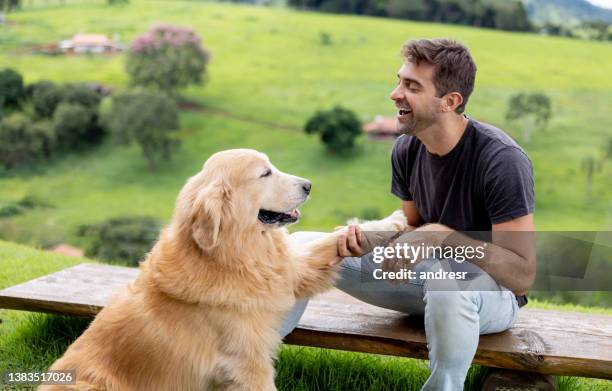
[1,0,611,250]
[0,1,611,389]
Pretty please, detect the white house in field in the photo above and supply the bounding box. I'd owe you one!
[59,33,123,54]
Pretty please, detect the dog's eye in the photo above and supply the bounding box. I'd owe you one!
[260,169,272,178]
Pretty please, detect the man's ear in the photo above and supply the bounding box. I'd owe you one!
[442,92,463,112]
[191,179,233,252]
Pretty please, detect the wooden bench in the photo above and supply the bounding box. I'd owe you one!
[1,263,611,389]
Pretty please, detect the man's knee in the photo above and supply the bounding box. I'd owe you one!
[424,289,479,322]
[278,298,309,338]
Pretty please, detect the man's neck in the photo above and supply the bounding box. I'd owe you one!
[417,115,469,157]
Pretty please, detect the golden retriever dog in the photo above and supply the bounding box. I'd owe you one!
[41,149,406,391]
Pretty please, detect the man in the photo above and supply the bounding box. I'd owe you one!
[282,38,535,390]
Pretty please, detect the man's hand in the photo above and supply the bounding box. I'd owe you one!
[337,224,363,259]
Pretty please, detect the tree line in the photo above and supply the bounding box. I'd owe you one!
[0,23,209,172]
[288,0,532,32]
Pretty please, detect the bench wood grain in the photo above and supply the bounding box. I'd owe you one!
[1,263,611,379]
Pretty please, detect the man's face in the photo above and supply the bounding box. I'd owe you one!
[389,61,442,135]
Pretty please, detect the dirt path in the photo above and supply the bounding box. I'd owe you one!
[178,102,301,132]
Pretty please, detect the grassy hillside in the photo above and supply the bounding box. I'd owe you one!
[0,0,611,244]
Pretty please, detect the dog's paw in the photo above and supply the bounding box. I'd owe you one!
[382,210,408,232]
[358,210,407,233]
[345,217,360,225]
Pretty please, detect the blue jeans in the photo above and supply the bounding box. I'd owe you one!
[280,232,519,391]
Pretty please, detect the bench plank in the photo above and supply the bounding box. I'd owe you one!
[0,263,138,316]
[1,263,611,379]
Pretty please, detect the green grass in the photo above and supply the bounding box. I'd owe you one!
[0,240,610,390]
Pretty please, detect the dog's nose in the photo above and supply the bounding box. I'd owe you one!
[302,181,312,195]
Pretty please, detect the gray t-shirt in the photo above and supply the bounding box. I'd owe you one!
[390,118,534,307]
[391,117,535,231]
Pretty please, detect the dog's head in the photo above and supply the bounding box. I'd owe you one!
[175,149,311,252]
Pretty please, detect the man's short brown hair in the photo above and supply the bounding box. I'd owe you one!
[401,38,476,114]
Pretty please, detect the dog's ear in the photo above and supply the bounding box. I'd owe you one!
[191,179,233,252]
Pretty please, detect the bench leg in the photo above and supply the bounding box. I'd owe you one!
[482,369,556,391]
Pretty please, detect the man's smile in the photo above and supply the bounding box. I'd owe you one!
[397,107,413,121]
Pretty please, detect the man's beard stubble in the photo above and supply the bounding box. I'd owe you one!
[397,108,438,136]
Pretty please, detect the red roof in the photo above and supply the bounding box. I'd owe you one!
[363,116,398,134]
[72,34,111,46]
[49,244,84,258]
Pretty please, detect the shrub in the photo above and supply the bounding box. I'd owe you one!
[0,202,25,218]
[0,194,50,218]
[52,103,94,151]
[0,68,25,109]
[78,216,161,266]
[28,81,64,119]
[30,120,56,158]
[304,106,361,153]
[505,92,552,142]
[126,24,210,95]
[31,83,105,148]
[320,32,332,45]
[0,113,52,169]
[27,82,102,119]
[103,92,180,169]
[60,83,102,110]
[18,194,53,209]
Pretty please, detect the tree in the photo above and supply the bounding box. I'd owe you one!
[581,156,600,204]
[126,24,209,96]
[103,92,180,169]
[27,80,63,118]
[30,120,55,158]
[0,0,21,12]
[491,1,531,32]
[26,81,102,119]
[60,83,102,110]
[304,106,361,153]
[286,0,532,31]
[52,102,94,151]
[386,0,428,20]
[603,138,612,163]
[0,113,52,169]
[28,82,104,150]
[505,93,552,142]
[0,68,24,110]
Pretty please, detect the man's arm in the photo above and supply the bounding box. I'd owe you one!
[424,214,536,295]
[490,214,536,295]
[402,200,422,228]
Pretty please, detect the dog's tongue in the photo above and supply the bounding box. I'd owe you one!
[289,209,301,218]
